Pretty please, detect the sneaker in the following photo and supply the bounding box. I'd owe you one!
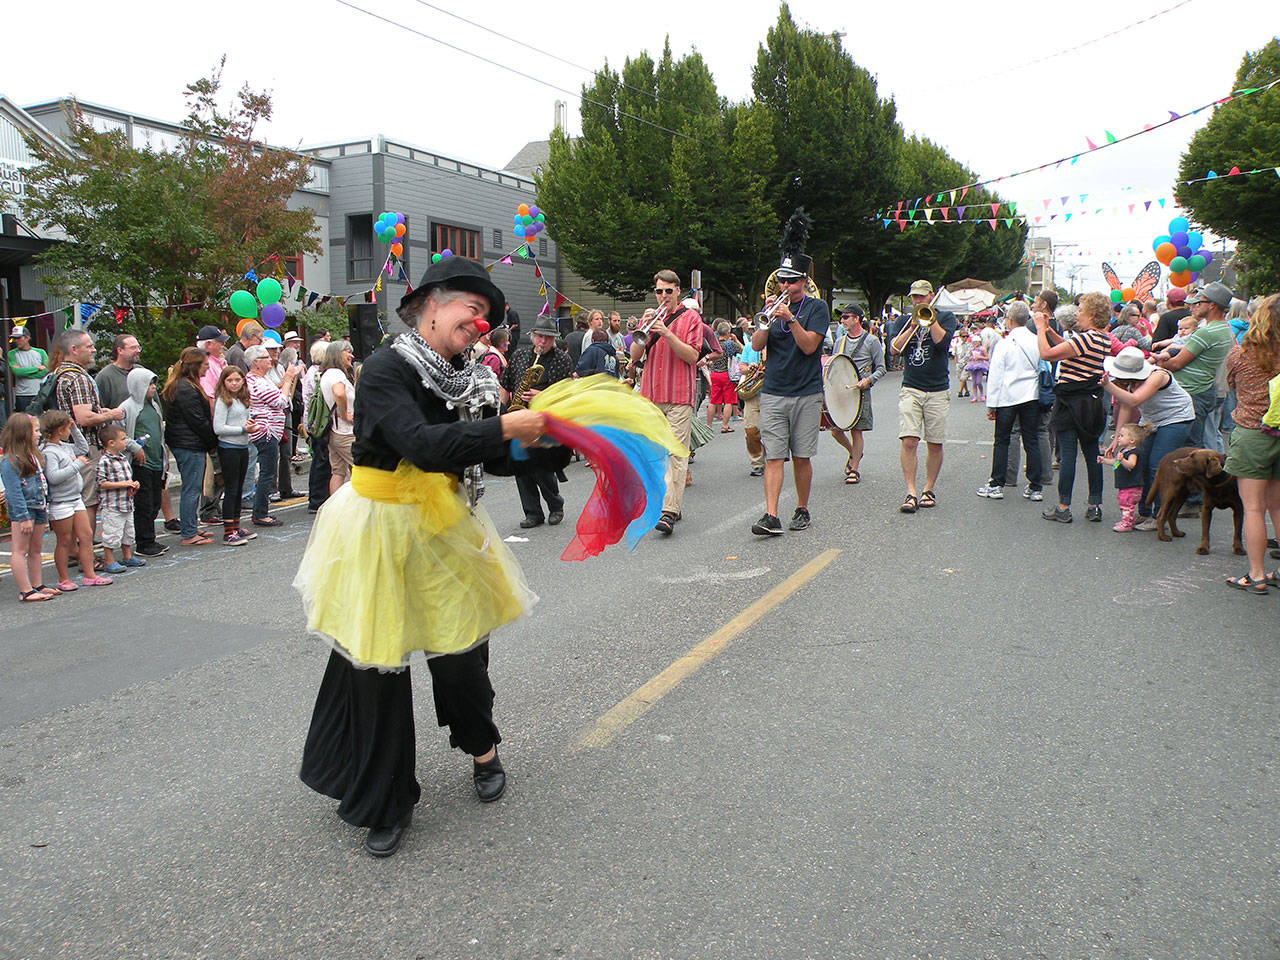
[1028,487,1044,502]
[252,516,283,527]
[81,575,114,586]
[1086,505,1103,522]
[238,528,258,540]
[653,512,677,535]
[1134,516,1158,532]
[163,519,180,533]
[224,531,249,546]
[788,507,811,531]
[1113,521,1135,532]
[135,543,168,557]
[269,492,283,503]
[1042,506,1073,523]
[103,561,127,574]
[976,484,1003,499]
[122,556,147,567]
[749,466,764,477]
[752,513,784,536]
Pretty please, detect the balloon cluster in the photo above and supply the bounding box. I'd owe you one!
[1152,216,1212,288]
[513,203,546,243]
[375,211,407,258]
[229,278,286,334]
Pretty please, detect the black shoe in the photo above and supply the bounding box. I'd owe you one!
[788,507,811,531]
[752,513,784,536]
[135,543,168,557]
[547,510,564,526]
[365,810,412,858]
[654,512,677,535]
[473,753,506,802]
[1042,506,1073,523]
[555,469,569,483]
[519,516,544,529]
[1086,505,1103,522]
[163,519,180,533]
[749,466,764,477]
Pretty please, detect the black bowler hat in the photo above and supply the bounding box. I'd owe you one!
[401,256,505,328]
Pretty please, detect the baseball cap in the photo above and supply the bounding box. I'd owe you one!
[1164,287,1186,305]
[909,280,933,297]
[9,326,29,339]
[197,324,229,342]
[1186,281,1233,310]
[262,330,284,347]
[841,305,865,318]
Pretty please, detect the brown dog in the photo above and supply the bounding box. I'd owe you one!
[1145,446,1245,554]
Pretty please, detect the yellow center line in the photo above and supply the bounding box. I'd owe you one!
[577,547,841,751]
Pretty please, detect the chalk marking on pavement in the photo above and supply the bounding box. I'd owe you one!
[576,547,840,751]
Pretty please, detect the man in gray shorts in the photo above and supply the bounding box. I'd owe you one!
[750,249,830,535]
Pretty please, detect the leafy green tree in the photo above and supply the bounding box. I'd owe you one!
[751,4,902,297]
[1175,38,1280,293]
[20,59,320,366]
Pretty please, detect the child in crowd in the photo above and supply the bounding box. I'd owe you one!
[95,423,145,574]
[1100,422,1150,532]
[213,366,257,546]
[39,410,109,589]
[1,412,55,601]
[1151,314,1197,354]
[954,326,972,397]
[965,333,989,402]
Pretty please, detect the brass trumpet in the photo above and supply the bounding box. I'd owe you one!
[913,304,936,328]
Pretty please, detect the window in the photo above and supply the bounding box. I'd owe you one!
[492,228,502,249]
[432,223,481,261]
[281,253,304,284]
[539,238,548,256]
[347,214,374,281]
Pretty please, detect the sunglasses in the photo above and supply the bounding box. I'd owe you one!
[653,287,677,294]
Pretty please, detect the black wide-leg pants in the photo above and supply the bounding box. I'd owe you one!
[300,643,500,829]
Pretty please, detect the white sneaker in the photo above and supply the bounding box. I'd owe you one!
[976,484,1004,499]
[1026,487,1044,501]
[1134,516,1158,532]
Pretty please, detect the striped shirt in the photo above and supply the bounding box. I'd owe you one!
[246,374,287,441]
[1055,329,1110,386]
[639,308,704,406]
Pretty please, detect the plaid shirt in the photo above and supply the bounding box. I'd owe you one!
[54,362,104,448]
[96,450,135,512]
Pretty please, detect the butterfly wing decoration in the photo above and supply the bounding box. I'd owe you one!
[1131,261,1162,302]
[1101,263,1122,292]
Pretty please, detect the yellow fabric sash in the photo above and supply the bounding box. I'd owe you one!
[351,462,468,533]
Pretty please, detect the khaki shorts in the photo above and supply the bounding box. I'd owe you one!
[1224,426,1280,480]
[78,446,102,509]
[898,387,949,443]
[328,431,355,482]
[760,392,823,460]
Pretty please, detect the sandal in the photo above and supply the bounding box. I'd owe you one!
[35,584,61,597]
[845,469,860,485]
[900,494,919,514]
[181,535,214,546]
[720,427,735,433]
[93,557,106,572]
[919,490,937,508]
[1265,570,1280,588]
[1226,573,1269,595]
[19,589,51,602]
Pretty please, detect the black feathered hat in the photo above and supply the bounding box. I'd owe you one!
[775,208,813,279]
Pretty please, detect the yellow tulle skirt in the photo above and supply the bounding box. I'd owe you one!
[292,462,537,670]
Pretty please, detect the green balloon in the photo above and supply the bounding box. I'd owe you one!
[1169,256,1188,273]
[256,278,283,305]
[229,290,258,319]
[1188,254,1207,272]
[1110,290,1123,304]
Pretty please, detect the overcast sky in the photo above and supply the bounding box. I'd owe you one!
[6,0,1275,293]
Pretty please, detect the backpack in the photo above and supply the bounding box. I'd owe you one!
[1038,360,1057,406]
[25,367,72,417]
[304,371,332,438]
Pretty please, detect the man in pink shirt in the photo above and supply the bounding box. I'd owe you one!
[197,324,229,400]
[633,269,702,535]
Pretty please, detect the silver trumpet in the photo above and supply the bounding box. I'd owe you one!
[754,296,788,330]
[637,303,671,334]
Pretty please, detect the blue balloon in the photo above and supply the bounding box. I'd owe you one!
[1187,231,1203,252]
[1152,235,1171,253]
[1168,216,1190,235]
[514,214,523,224]
[514,225,524,236]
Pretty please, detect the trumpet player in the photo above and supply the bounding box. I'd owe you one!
[500,315,574,528]
[888,279,957,514]
[632,269,703,536]
[749,253,829,536]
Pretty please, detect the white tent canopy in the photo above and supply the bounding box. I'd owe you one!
[932,288,974,315]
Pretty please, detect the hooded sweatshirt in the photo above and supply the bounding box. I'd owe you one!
[42,441,84,505]
[121,366,166,472]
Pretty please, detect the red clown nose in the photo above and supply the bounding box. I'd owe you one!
[473,318,490,335]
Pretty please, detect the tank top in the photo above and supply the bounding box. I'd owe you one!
[1138,370,1195,428]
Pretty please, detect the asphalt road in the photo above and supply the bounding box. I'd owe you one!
[3,372,1277,960]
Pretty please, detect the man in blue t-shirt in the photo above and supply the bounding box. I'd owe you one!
[750,254,830,536]
[888,279,957,514]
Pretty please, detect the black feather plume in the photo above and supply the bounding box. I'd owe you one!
[779,207,812,258]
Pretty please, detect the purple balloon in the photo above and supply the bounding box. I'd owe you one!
[395,213,405,225]
[529,205,540,217]
[1177,245,1192,259]
[261,303,286,328]
[1170,231,1189,247]
[1200,248,1213,264]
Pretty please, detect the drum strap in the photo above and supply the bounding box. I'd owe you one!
[835,331,870,378]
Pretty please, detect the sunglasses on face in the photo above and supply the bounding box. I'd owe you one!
[653,287,676,294]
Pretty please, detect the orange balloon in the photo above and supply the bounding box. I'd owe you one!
[236,317,252,337]
[517,204,530,216]
[394,223,406,238]
[1168,270,1192,287]
[390,242,403,257]
[1156,242,1177,265]
[1121,287,1135,301]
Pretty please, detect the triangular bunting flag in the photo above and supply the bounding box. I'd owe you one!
[516,246,529,259]
[988,220,997,231]
[1104,131,1117,144]
[1158,198,1166,208]
[553,293,567,309]
[940,206,949,219]
[1004,219,1013,228]
[990,203,1000,216]
[924,208,934,222]
[957,206,966,219]
[1065,213,1072,221]
[897,220,907,232]
[307,292,320,308]
[534,265,542,278]
[1228,166,1241,176]
[960,186,969,201]
[1086,137,1099,150]
[538,283,547,296]
[538,302,550,317]
[1144,201,1152,211]
[1043,199,1051,210]
[499,256,513,265]
[374,277,383,292]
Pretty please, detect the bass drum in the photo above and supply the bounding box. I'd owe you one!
[820,353,862,431]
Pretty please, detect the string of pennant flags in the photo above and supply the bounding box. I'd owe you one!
[874,76,1280,218]
[877,162,1280,230]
